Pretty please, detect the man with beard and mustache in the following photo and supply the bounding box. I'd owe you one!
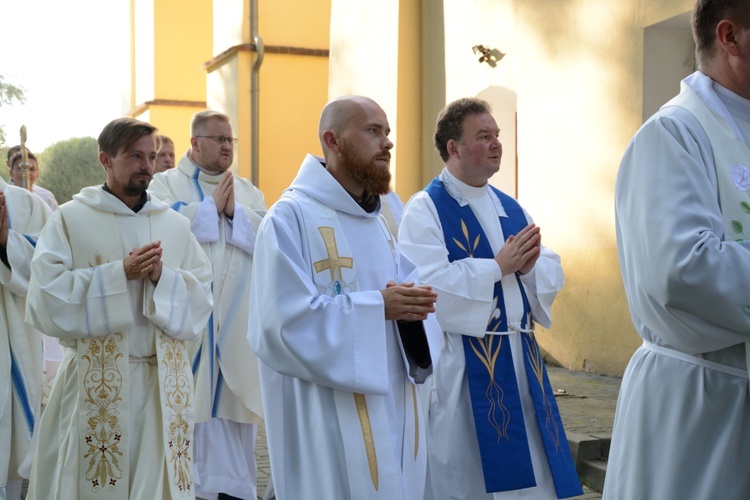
[399,98,581,499]
[149,110,266,500]
[24,117,213,499]
[248,95,442,500]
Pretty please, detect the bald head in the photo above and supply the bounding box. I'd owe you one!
[318,96,382,153]
[316,95,393,197]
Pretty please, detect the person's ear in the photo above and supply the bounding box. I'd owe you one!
[716,19,742,57]
[99,151,112,169]
[447,139,460,158]
[322,130,339,152]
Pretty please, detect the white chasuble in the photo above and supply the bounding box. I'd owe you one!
[301,194,426,500]
[668,73,750,376]
[249,154,441,500]
[149,156,265,424]
[0,181,51,491]
[62,201,194,499]
[25,189,212,500]
[605,72,750,499]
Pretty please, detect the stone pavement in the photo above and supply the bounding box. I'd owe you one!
[254,364,622,499]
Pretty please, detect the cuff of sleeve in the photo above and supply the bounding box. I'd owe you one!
[192,198,220,243]
[225,205,256,254]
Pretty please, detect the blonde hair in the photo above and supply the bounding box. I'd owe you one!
[191,110,230,136]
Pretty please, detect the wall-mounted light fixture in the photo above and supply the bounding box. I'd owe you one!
[472,45,505,68]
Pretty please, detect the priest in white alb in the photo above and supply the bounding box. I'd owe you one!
[249,96,442,500]
[399,98,582,499]
[0,173,51,500]
[24,118,213,500]
[148,110,267,500]
[605,1,750,498]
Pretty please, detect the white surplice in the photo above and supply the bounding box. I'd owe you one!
[0,180,51,499]
[398,168,565,499]
[24,186,213,500]
[248,154,442,500]
[605,72,750,500]
[149,155,266,500]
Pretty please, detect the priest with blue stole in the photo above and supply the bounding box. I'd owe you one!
[249,95,442,500]
[399,97,582,499]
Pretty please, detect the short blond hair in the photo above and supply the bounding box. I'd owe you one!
[191,110,230,136]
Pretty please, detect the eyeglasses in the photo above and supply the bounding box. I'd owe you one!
[196,135,238,145]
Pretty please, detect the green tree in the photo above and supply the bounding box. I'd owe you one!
[0,76,25,145]
[38,137,103,204]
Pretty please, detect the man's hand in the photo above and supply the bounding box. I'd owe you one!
[381,281,437,321]
[212,170,235,218]
[124,241,162,282]
[0,193,9,248]
[494,223,541,277]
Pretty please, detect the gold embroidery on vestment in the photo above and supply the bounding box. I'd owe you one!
[456,220,512,443]
[159,333,194,492]
[81,334,125,492]
[525,331,561,451]
[313,227,353,281]
[354,393,378,490]
[411,384,419,459]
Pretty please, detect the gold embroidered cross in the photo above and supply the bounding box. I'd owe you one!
[313,226,353,282]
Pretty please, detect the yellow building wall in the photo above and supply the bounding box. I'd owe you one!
[129,0,212,154]
[205,0,330,203]
[395,0,423,202]
[434,0,695,376]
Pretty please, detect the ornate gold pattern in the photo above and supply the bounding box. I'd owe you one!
[456,219,512,442]
[81,334,125,492]
[354,393,378,490]
[524,332,561,450]
[452,219,481,257]
[313,227,353,281]
[159,333,194,493]
[411,384,419,459]
[88,252,104,268]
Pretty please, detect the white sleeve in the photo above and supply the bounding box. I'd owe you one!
[399,192,500,337]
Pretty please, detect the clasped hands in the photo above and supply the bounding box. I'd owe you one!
[124,241,162,283]
[212,170,235,218]
[381,281,437,322]
[494,223,542,277]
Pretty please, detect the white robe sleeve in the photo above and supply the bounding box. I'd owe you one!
[249,200,390,396]
[142,243,213,341]
[399,191,564,334]
[190,197,220,243]
[225,204,257,255]
[518,246,564,329]
[0,231,37,297]
[25,212,134,340]
[399,192,501,336]
[0,188,52,296]
[617,109,750,352]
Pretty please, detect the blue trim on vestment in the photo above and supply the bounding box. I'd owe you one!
[10,349,34,435]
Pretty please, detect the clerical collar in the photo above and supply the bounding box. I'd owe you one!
[102,184,148,213]
[188,151,222,176]
[353,191,379,213]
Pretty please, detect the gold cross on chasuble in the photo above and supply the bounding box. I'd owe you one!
[313,226,353,284]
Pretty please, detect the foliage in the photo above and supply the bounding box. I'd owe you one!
[38,137,104,204]
[0,76,26,146]
[0,146,12,182]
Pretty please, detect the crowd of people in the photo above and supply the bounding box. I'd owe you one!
[1,1,749,499]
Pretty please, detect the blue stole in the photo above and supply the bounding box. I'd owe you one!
[425,177,582,498]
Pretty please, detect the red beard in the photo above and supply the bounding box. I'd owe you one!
[339,140,392,196]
